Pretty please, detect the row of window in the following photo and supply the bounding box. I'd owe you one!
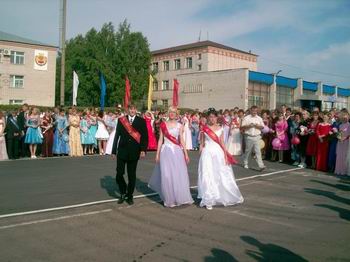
[152,55,202,72]
[0,51,25,65]
[152,99,168,107]
[0,74,25,88]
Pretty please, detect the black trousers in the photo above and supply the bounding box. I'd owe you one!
[6,138,20,159]
[116,157,138,198]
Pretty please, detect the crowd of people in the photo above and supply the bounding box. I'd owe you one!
[0,103,349,176]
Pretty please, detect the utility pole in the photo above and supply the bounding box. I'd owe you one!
[59,0,67,106]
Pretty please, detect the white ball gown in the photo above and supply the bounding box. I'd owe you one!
[183,117,193,150]
[149,123,194,207]
[226,122,242,156]
[198,127,243,208]
[95,120,109,140]
[105,118,118,155]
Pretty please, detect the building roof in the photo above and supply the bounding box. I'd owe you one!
[0,30,57,48]
[151,40,257,56]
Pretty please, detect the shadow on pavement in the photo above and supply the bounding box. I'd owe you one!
[310,179,350,192]
[240,236,308,262]
[100,175,119,198]
[204,248,238,262]
[304,188,350,205]
[315,204,350,222]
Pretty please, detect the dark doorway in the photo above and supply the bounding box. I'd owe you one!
[300,99,322,111]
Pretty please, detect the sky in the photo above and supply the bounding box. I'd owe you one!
[1,0,350,88]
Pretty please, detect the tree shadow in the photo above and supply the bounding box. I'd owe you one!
[240,236,308,262]
[310,180,350,192]
[315,204,350,222]
[304,188,350,205]
[100,175,119,198]
[204,248,238,262]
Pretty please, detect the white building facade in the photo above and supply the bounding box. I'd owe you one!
[0,31,57,107]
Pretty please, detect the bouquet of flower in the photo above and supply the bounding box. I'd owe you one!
[299,125,308,136]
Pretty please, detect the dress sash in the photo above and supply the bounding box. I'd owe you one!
[119,116,141,144]
[160,122,181,146]
[201,125,237,165]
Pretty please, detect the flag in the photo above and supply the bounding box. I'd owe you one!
[173,78,179,107]
[147,75,154,111]
[124,76,131,110]
[72,71,79,106]
[99,72,107,111]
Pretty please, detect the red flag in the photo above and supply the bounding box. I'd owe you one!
[124,76,131,109]
[173,79,179,107]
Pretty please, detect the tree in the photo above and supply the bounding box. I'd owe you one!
[55,20,151,107]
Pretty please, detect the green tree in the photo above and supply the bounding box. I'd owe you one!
[55,20,151,108]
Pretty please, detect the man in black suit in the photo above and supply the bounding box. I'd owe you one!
[5,111,21,159]
[17,104,29,157]
[112,104,148,205]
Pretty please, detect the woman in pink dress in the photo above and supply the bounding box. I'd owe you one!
[0,111,8,160]
[144,111,157,151]
[272,113,290,162]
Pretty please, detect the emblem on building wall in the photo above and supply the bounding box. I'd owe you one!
[34,50,48,71]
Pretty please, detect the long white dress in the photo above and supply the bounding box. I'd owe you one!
[183,117,193,150]
[222,116,231,144]
[198,127,243,207]
[226,120,242,155]
[0,118,8,160]
[105,118,118,155]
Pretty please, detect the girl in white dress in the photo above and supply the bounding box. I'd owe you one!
[0,112,8,160]
[183,113,193,150]
[105,114,119,155]
[198,108,244,210]
[95,111,109,155]
[226,113,242,155]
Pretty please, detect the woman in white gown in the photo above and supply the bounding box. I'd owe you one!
[0,112,8,160]
[183,114,193,150]
[105,114,119,155]
[198,108,244,210]
[149,107,193,207]
[226,115,242,155]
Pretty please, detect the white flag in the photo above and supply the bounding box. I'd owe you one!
[72,71,79,106]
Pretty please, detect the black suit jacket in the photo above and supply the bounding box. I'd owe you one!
[112,115,148,161]
[17,111,26,132]
[5,117,21,139]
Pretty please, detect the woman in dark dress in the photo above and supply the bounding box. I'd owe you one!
[328,114,341,172]
[41,111,54,157]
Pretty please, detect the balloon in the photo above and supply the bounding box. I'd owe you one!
[291,136,300,145]
[262,125,270,134]
[272,138,282,148]
[259,139,265,149]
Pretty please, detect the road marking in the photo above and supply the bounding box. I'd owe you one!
[0,209,112,230]
[0,167,303,219]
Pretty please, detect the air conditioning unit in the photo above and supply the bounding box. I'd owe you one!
[3,49,11,56]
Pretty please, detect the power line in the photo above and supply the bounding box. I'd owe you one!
[259,56,350,80]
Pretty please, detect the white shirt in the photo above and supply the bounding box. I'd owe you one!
[128,115,135,124]
[242,114,264,136]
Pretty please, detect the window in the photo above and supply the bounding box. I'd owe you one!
[174,59,181,70]
[162,99,168,108]
[163,61,169,71]
[153,80,158,91]
[186,57,192,69]
[152,62,158,72]
[162,80,170,90]
[9,99,24,105]
[10,75,24,88]
[248,81,270,109]
[152,100,157,106]
[197,64,202,71]
[10,51,25,64]
[276,85,294,108]
[336,96,348,110]
[322,101,333,111]
[198,53,202,60]
[183,84,203,93]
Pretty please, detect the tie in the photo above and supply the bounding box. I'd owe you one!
[129,117,133,124]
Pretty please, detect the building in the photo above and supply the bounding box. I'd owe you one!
[0,31,57,107]
[151,41,350,111]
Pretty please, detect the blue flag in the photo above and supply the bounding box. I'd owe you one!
[99,72,107,110]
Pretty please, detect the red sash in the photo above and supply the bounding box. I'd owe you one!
[222,117,230,126]
[119,116,141,144]
[201,125,237,165]
[160,122,181,146]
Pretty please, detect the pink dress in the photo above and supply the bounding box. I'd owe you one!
[145,116,157,150]
[273,120,290,151]
[0,118,8,160]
